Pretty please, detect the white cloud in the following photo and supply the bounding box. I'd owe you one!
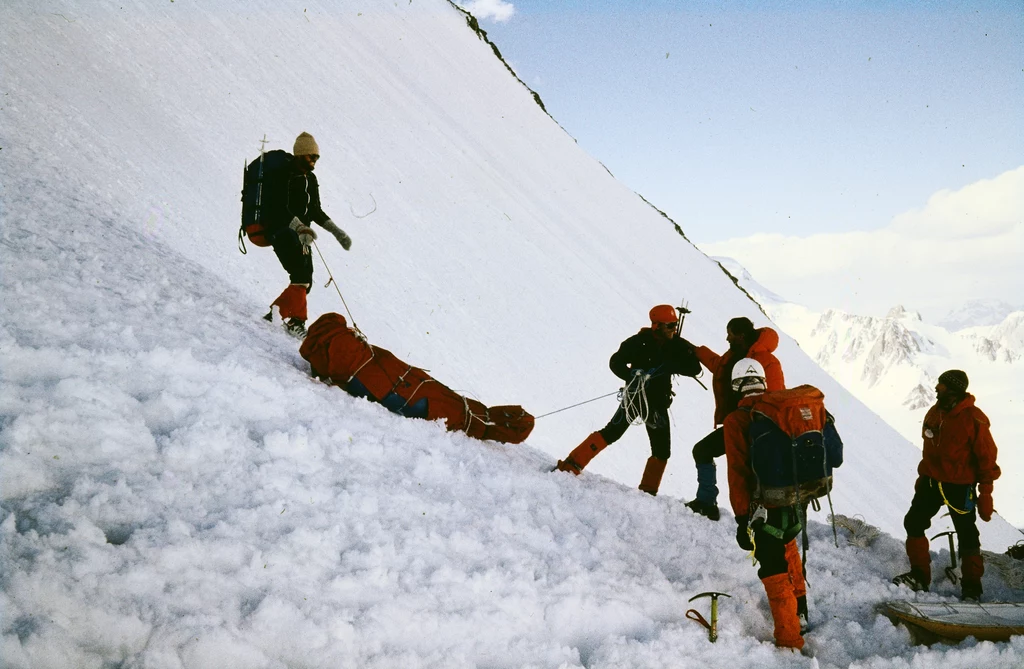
[699,166,1024,319]
[890,166,1024,239]
[458,0,516,23]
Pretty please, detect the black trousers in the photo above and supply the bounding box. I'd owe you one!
[903,476,981,557]
[598,406,671,460]
[692,427,725,464]
[754,507,798,579]
[272,229,313,286]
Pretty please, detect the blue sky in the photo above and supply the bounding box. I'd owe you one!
[465,0,1023,317]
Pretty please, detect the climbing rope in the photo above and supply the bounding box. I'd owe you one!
[938,481,972,515]
[621,370,651,425]
[533,390,620,420]
[312,240,363,338]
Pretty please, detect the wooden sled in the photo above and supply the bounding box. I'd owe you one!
[881,600,1024,645]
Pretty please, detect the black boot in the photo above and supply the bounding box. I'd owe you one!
[685,499,720,521]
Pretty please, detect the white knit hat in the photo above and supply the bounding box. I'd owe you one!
[293,132,320,156]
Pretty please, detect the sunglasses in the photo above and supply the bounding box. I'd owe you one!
[659,322,679,329]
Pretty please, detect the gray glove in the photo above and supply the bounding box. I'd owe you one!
[289,217,317,252]
[319,218,352,251]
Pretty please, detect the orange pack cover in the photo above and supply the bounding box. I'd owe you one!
[750,385,828,437]
[299,313,534,444]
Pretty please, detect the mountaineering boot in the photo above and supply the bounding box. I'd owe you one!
[960,553,984,601]
[686,462,720,520]
[893,535,931,591]
[762,573,804,650]
[638,456,667,496]
[284,318,307,339]
[891,569,930,592]
[554,432,608,475]
[684,499,720,521]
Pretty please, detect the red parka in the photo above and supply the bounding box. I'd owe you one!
[723,397,758,516]
[695,327,785,426]
[918,394,1000,485]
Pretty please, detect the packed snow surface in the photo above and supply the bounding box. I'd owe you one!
[2,2,1022,667]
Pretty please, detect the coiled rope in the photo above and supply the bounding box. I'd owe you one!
[621,370,651,425]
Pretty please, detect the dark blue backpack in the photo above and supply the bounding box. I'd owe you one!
[238,149,293,252]
[747,385,844,506]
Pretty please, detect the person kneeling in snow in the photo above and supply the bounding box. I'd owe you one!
[724,359,806,650]
[892,369,1001,601]
[553,305,702,496]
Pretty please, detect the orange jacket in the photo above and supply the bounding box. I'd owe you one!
[918,394,1000,485]
[723,398,758,516]
[695,327,785,425]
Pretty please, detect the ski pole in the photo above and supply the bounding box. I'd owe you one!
[686,591,730,642]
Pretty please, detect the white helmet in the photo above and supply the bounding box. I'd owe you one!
[731,358,767,394]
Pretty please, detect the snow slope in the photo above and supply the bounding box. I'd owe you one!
[2,2,1023,666]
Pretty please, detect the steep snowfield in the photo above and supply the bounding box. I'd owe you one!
[2,2,1022,667]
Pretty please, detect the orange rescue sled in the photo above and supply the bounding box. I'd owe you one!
[299,313,534,444]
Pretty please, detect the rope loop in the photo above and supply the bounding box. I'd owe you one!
[621,371,650,425]
[938,481,972,515]
[685,609,711,631]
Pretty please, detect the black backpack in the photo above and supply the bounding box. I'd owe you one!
[238,149,293,253]
[746,385,844,507]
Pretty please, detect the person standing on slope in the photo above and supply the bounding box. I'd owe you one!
[893,369,1001,601]
[264,132,353,338]
[685,317,785,521]
[553,305,702,495]
[724,359,807,651]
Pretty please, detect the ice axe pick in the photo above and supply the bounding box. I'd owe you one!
[686,591,731,642]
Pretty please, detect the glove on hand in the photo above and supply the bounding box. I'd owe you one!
[289,217,317,252]
[320,218,352,251]
[978,483,994,522]
[735,515,754,551]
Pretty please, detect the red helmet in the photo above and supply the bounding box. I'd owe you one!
[649,304,677,324]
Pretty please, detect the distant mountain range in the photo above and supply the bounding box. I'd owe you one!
[716,257,1024,528]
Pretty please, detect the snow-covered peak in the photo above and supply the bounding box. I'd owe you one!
[939,298,1023,332]
[885,305,923,322]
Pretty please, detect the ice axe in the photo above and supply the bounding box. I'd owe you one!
[686,591,730,642]
[932,530,959,584]
[675,301,708,390]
